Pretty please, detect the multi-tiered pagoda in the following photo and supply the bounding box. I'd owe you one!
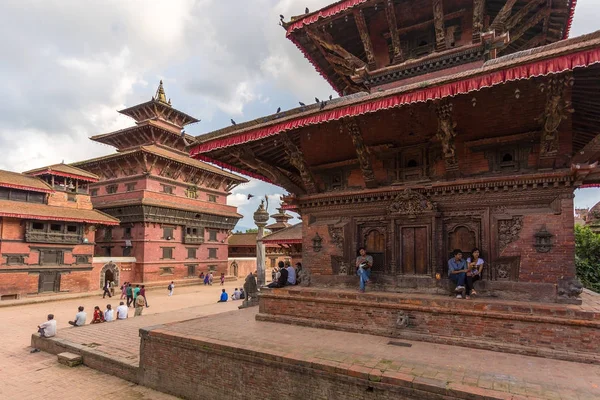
[74,82,247,285]
[191,0,593,303]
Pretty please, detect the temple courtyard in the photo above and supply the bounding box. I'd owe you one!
[12,284,600,400]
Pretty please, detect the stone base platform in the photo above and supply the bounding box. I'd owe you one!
[31,307,600,399]
[257,287,600,364]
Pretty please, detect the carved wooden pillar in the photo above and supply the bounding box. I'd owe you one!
[353,9,376,69]
[435,101,459,176]
[342,118,377,188]
[472,0,486,43]
[390,218,397,275]
[538,73,574,168]
[384,0,403,63]
[432,0,446,52]
[280,133,318,194]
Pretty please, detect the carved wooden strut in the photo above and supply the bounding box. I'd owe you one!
[432,0,446,51]
[280,133,318,194]
[343,118,377,188]
[435,101,458,171]
[538,73,574,158]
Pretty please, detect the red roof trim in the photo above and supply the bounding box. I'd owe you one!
[0,182,52,193]
[563,0,577,40]
[288,35,342,95]
[29,170,98,183]
[191,47,600,155]
[580,183,600,189]
[285,0,369,35]
[261,239,303,245]
[0,211,119,225]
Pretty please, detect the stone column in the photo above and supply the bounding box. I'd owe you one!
[253,200,270,286]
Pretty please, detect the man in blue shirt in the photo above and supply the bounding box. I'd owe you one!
[448,249,467,299]
[217,289,228,303]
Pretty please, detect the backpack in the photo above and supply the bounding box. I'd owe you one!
[168,284,172,290]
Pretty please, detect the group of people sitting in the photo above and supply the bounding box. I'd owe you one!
[216,287,246,302]
[267,261,302,288]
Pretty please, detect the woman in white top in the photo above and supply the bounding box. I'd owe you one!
[466,248,485,298]
[104,304,114,322]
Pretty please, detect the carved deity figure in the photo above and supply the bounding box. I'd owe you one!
[538,74,574,157]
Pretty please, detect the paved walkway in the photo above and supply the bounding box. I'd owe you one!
[1,280,245,399]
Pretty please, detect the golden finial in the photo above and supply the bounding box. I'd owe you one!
[154,80,169,105]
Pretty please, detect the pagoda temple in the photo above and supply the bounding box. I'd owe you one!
[191,0,595,304]
[74,82,247,285]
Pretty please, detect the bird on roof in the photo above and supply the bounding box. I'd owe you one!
[329,95,333,100]
[305,7,309,14]
[247,194,254,200]
[280,14,284,20]
[299,102,306,107]
[315,97,320,103]
[276,107,281,113]
[231,119,237,125]
[320,101,327,110]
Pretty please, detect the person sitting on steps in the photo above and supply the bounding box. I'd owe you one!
[267,261,288,288]
[356,247,373,293]
[466,247,485,297]
[448,249,468,299]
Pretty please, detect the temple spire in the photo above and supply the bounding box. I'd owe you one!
[154,80,170,106]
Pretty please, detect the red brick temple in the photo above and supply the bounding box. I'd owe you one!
[0,165,119,298]
[73,82,247,286]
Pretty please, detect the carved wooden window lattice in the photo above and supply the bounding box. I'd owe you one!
[126,183,137,192]
[321,169,348,191]
[208,229,218,242]
[186,186,198,199]
[163,226,174,240]
[161,184,174,195]
[161,247,174,260]
[187,247,197,259]
[207,194,217,202]
[106,185,118,194]
[187,264,197,277]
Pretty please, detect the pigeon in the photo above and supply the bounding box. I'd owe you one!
[247,194,254,200]
[305,7,309,13]
[315,97,320,103]
[280,14,284,20]
[320,101,327,110]
[231,119,237,125]
[276,107,281,113]
[299,102,306,107]
[329,95,333,100]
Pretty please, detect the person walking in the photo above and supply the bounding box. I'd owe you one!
[102,280,112,298]
[135,295,146,316]
[133,285,140,304]
[126,284,133,307]
[120,282,127,300]
[220,273,225,286]
[139,285,149,307]
[110,280,116,296]
[168,281,175,296]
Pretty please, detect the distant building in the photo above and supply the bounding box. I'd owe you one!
[73,82,247,287]
[583,203,600,234]
[0,166,119,299]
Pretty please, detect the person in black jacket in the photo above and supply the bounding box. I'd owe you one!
[267,261,288,288]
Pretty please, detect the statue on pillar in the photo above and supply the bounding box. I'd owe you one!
[253,196,270,287]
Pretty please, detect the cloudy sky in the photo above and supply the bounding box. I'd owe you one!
[1,0,598,231]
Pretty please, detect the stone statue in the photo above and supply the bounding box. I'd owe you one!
[239,271,259,308]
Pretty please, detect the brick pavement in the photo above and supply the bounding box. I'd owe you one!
[0,280,245,400]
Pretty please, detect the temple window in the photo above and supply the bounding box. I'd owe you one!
[66,225,77,233]
[32,222,44,230]
[184,226,203,244]
[161,247,174,259]
[208,248,217,259]
[187,264,197,277]
[67,193,77,202]
[126,183,136,192]
[106,185,118,194]
[208,229,218,242]
[163,226,174,240]
[90,189,98,197]
[50,224,61,232]
[187,247,197,259]
[0,188,45,203]
[161,184,174,194]
[159,267,174,276]
[39,249,64,265]
[186,186,198,199]
[207,194,217,202]
[122,246,132,257]
[208,265,217,272]
[389,147,427,183]
[104,228,113,241]
[104,247,112,257]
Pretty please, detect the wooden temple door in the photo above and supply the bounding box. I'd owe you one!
[38,272,60,293]
[398,226,429,275]
[362,228,386,273]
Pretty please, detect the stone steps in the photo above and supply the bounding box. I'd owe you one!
[57,352,82,367]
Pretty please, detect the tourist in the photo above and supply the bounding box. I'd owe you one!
[448,249,468,299]
[203,273,210,285]
[104,304,114,322]
[271,266,277,282]
[239,288,245,299]
[199,272,205,280]
[133,285,141,303]
[37,314,56,338]
[135,294,146,316]
[232,287,241,300]
[68,306,87,327]
[140,285,149,308]
[126,284,133,307]
[168,281,175,296]
[120,282,127,300]
[91,306,105,324]
[209,272,214,285]
[267,261,288,288]
[102,280,112,298]
[217,289,228,302]
[356,247,373,293]
[466,248,485,297]
[110,280,116,296]
[220,272,225,286]
[116,302,128,320]
[286,262,296,285]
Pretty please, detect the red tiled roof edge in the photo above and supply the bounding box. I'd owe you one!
[0,210,119,225]
[564,0,578,40]
[285,0,369,34]
[0,182,53,193]
[27,169,98,183]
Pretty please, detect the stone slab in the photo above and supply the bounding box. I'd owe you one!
[58,352,82,367]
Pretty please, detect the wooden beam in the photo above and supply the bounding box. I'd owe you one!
[342,118,377,188]
[516,33,546,51]
[572,133,600,164]
[306,28,366,69]
[432,0,446,51]
[472,0,486,43]
[490,0,517,32]
[504,8,550,48]
[280,133,318,194]
[505,0,545,31]
[384,0,403,63]
[353,9,376,69]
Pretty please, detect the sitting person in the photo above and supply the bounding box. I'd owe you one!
[286,262,296,286]
[217,289,228,302]
[267,261,288,288]
[239,288,245,299]
[38,314,57,338]
[232,288,241,300]
[295,262,303,285]
[466,248,485,296]
[448,249,468,299]
[91,306,105,324]
[68,306,87,326]
[104,304,114,322]
[116,302,128,320]
[356,247,373,293]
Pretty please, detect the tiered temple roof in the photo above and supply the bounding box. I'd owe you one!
[262,223,303,245]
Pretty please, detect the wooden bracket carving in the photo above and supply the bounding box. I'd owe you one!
[353,9,376,69]
[538,73,574,158]
[490,0,518,32]
[435,101,458,172]
[472,0,487,43]
[385,0,403,63]
[306,28,366,71]
[280,133,318,194]
[504,7,550,48]
[342,118,377,188]
[432,0,446,51]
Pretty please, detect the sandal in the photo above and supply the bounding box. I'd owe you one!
[471,290,477,296]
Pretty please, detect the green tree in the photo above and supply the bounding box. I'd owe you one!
[574,225,600,293]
